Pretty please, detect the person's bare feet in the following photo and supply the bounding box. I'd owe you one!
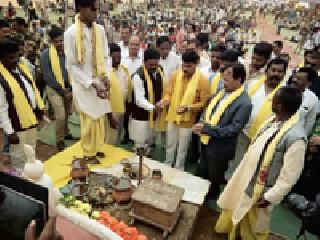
[96,152,105,158]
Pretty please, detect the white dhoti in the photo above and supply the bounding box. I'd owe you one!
[104,113,124,146]
[129,119,155,148]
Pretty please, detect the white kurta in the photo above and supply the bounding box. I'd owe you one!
[121,55,143,76]
[299,88,319,135]
[64,23,111,120]
[159,51,180,85]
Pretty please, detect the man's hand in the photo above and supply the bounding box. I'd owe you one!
[64,89,72,100]
[310,136,320,146]
[25,217,63,240]
[102,76,110,91]
[9,133,19,144]
[107,113,118,129]
[176,105,189,114]
[92,83,108,99]
[192,123,204,135]
[256,198,270,208]
[156,100,170,109]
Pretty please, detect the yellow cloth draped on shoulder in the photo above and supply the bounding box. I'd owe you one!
[75,14,106,79]
[18,62,44,110]
[166,70,201,124]
[247,75,286,140]
[201,86,245,145]
[108,65,130,114]
[210,72,222,95]
[0,63,41,129]
[49,44,65,89]
[143,66,166,131]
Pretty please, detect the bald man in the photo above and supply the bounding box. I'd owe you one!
[120,36,143,144]
[121,36,143,75]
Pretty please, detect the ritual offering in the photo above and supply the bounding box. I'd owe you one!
[87,173,115,206]
[112,177,132,204]
[130,179,184,238]
[70,157,90,180]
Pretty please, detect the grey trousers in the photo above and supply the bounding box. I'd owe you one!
[225,132,250,181]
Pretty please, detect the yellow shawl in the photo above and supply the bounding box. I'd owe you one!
[0,63,39,129]
[247,78,286,140]
[248,74,266,97]
[210,72,222,95]
[143,66,165,131]
[252,113,300,201]
[18,62,44,110]
[49,44,65,89]
[75,14,106,79]
[166,70,201,124]
[201,86,245,145]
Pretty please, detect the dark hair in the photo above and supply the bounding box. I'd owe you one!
[48,26,64,40]
[9,36,23,47]
[182,50,199,63]
[311,51,320,60]
[0,19,9,29]
[225,63,246,83]
[144,48,160,61]
[109,43,121,55]
[13,17,26,26]
[196,32,209,45]
[298,67,317,83]
[220,50,239,63]
[156,36,170,47]
[277,86,302,114]
[273,40,283,48]
[187,38,200,47]
[266,58,287,72]
[304,49,313,57]
[254,42,272,60]
[75,0,95,11]
[0,39,19,59]
[211,44,227,53]
[189,23,196,32]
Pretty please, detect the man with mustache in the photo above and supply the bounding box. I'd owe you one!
[246,42,273,86]
[130,48,164,151]
[226,58,288,180]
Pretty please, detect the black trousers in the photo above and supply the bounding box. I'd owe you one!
[198,149,230,199]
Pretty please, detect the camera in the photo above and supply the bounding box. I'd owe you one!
[288,193,320,238]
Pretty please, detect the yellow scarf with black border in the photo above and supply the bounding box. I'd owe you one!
[49,44,65,89]
[251,113,300,201]
[0,62,42,129]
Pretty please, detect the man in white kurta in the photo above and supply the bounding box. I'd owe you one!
[291,67,319,136]
[64,0,110,163]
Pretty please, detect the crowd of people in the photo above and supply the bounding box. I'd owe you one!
[0,0,320,239]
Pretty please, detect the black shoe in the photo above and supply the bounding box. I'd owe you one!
[64,134,79,141]
[57,141,66,151]
[121,136,130,145]
[96,152,105,158]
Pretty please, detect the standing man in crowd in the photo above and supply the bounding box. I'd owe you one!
[160,50,209,170]
[64,0,110,164]
[131,48,164,150]
[0,40,44,169]
[106,43,130,146]
[193,63,252,199]
[216,86,306,240]
[41,27,75,151]
[227,58,288,180]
